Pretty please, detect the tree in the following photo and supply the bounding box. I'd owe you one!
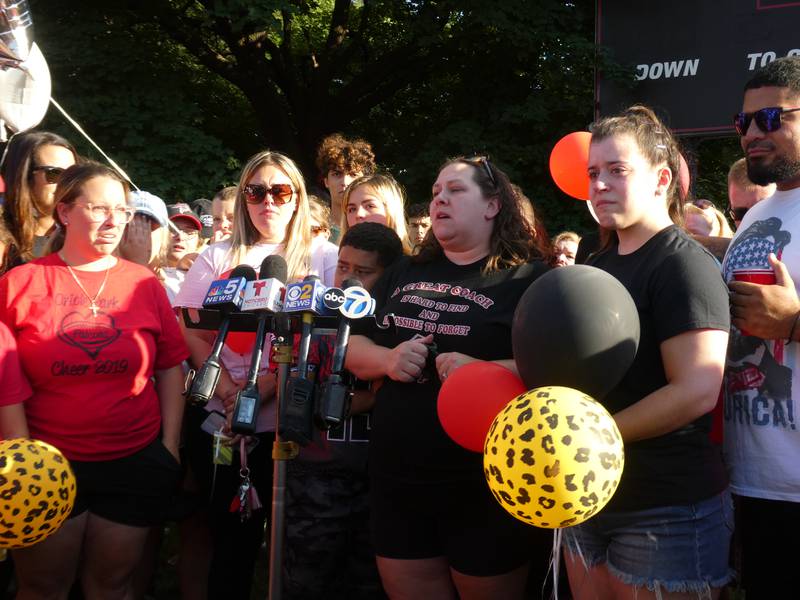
[30,0,600,235]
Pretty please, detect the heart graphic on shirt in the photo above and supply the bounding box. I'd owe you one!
[57,310,121,359]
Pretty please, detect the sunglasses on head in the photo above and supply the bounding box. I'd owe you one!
[733,106,800,136]
[728,206,749,222]
[243,183,294,205]
[31,165,66,184]
[466,156,496,186]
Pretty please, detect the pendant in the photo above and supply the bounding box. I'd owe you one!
[90,303,99,317]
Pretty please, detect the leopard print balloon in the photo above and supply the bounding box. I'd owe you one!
[483,386,624,529]
[0,439,76,548]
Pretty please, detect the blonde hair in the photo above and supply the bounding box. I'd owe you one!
[150,225,172,280]
[554,231,581,247]
[213,186,238,204]
[228,151,313,281]
[308,195,331,233]
[685,203,734,238]
[341,174,413,254]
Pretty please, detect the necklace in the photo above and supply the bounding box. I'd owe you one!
[62,255,112,317]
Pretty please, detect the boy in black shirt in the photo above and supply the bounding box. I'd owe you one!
[284,222,403,600]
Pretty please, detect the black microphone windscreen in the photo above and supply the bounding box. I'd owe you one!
[303,274,320,281]
[259,255,288,283]
[342,278,363,289]
[230,264,257,281]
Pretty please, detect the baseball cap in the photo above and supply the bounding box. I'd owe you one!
[128,191,169,228]
[168,202,202,230]
[191,198,214,239]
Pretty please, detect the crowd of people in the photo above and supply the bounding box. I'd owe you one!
[1,54,799,600]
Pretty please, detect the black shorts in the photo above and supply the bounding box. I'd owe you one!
[69,438,182,527]
[370,475,549,577]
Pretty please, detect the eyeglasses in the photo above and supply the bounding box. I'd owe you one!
[31,166,66,184]
[728,206,749,222]
[733,106,800,136]
[75,202,135,224]
[243,183,294,205]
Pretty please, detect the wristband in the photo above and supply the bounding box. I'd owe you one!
[787,312,800,344]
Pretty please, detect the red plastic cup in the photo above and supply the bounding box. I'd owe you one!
[733,268,776,335]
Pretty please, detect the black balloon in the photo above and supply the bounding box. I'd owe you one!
[512,265,640,399]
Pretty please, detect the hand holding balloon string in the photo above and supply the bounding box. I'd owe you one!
[729,253,800,340]
[436,352,478,381]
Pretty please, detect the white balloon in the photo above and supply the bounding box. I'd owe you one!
[0,41,50,133]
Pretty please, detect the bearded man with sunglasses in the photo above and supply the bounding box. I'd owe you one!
[723,56,800,599]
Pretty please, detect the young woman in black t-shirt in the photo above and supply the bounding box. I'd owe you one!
[563,106,733,599]
[345,157,551,599]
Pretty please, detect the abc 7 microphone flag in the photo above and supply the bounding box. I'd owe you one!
[338,286,375,319]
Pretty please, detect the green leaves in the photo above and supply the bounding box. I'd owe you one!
[28,0,612,235]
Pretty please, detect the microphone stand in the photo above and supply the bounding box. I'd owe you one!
[268,312,296,600]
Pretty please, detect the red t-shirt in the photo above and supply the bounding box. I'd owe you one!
[0,254,189,461]
[0,320,32,408]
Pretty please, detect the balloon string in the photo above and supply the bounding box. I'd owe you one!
[550,528,561,600]
[48,97,139,190]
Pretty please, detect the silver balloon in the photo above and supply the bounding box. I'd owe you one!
[0,0,33,68]
[0,41,51,133]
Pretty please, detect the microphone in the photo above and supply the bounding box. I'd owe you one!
[279,275,326,445]
[187,264,257,406]
[316,278,374,429]
[231,256,288,434]
[283,276,327,315]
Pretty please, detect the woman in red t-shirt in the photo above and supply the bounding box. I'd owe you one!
[0,161,189,599]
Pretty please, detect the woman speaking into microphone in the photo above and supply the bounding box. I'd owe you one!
[345,156,551,599]
[0,161,188,598]
[173,150,337,598]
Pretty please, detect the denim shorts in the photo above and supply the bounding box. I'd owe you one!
[562,489,735,595]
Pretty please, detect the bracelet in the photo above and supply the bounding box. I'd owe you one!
[787,312,800,344]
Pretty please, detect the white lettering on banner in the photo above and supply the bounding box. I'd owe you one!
[747,49,800,71]
[635,59,699,80]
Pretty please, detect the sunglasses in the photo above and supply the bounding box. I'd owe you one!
[728,206,749,222]
[733,106,800,136]
[243,183,294,205]
[466,156,497,187]
[31,165,66,184]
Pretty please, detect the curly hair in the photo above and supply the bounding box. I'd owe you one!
[744,56,800,95]
[315,134,376,177]
[414,157,545,272]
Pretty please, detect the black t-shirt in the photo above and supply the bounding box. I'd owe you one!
[357,254,550,485]
[588,225,730,510]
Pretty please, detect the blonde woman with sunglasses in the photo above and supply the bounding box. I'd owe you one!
[0,161,189,599]
[172,150,337,599]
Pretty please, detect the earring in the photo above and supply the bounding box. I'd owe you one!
[62,221,68,226]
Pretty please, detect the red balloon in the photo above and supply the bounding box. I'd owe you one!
[437,362,527,452]
[549,131,591,201]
